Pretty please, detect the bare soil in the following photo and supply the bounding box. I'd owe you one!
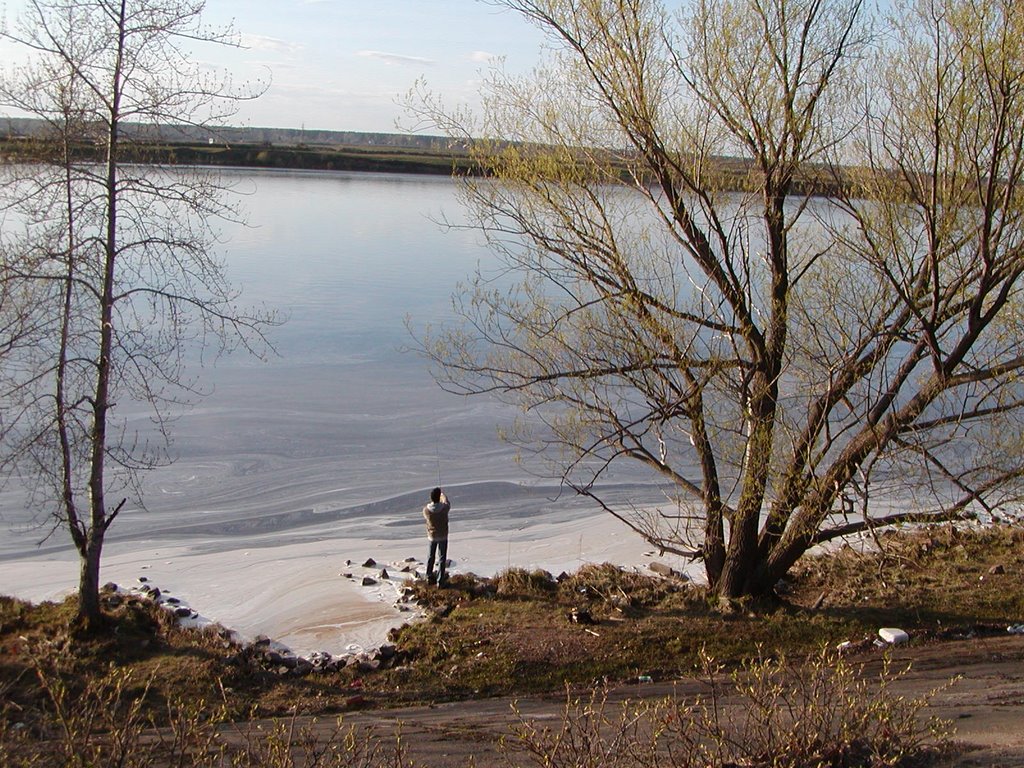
[332,635,1024,767]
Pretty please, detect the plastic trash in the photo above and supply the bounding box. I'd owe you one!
[878,627,910,644]
[1007,624,1024,635]
[638,675,653,683]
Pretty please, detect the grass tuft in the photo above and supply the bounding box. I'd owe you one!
[495,567,557,597]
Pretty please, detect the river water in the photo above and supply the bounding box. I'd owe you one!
[0,169,662,564]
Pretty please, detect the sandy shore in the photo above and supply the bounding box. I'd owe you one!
[0,510,684,657]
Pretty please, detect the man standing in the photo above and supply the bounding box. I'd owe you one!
[422,487,450,586]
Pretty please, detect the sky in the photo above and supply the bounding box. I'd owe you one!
[0,0,551,134]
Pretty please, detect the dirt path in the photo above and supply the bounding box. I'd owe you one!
[879,636,1024,767]
[331,635,1024,767]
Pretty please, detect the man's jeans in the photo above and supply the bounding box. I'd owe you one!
[427,538,448,585]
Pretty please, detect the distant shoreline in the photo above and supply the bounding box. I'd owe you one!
[0,119,844,195]
[0,138,480,177]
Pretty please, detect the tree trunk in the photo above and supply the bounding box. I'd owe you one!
[76,531,104,631]
[75,0,126,636]
[716,517,759,597]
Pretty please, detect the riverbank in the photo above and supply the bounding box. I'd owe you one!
[3,525,1024,767]
[0,133,837,194]
[0,508,667,657]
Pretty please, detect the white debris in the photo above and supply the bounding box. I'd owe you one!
[878,627,910,645]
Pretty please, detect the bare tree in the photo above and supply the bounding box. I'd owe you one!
[0,0,273,630]
[410,0,1024,599]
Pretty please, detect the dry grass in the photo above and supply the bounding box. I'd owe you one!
[787,524,1024,631]
[385,524,1024,702]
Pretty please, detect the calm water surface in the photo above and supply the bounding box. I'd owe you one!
[2,170,652,559]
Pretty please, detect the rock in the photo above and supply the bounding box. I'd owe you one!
[404,556,417,563]
[308,651,332,667]
[165,597,180,605]
[358,658,381,672]
[173,607,192,618]
[102,582,119,593]
[878,627,909,644]
[218,629,237,647]
[989,564,1006,575]
[361,576,377,587]
[378,644,397,660]
[380,568,390,580]
[362,558,376,568]
[569,607,595,625]
[648,561,676,577]
[138,576,149,583]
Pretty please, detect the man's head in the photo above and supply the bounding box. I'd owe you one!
[430,487,442,504]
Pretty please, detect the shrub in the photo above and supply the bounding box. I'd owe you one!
[505,649,953,768]
[0,644,410,768]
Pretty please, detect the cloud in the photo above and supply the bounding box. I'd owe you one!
[468,51,497,63]
[356,51,435,66]
[242,34,304,55]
